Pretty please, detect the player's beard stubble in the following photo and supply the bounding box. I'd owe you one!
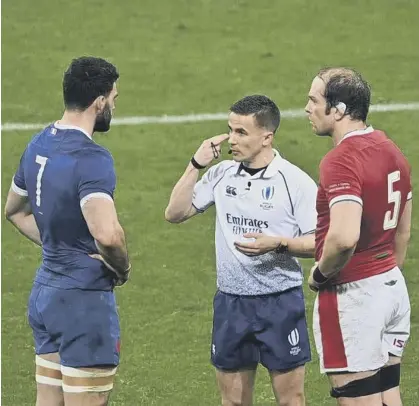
[94,102,112,133]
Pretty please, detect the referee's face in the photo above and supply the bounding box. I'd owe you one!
[228,113,272,165]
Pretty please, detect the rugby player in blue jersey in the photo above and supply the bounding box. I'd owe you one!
[5,56,131,406]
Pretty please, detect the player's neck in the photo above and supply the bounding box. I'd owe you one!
[331,120,368,146]
[243,149,275,169]
[58,111,94,138]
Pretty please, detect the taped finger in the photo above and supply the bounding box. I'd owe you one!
[210,142,220,159]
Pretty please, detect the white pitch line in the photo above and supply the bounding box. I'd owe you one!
[1,102,418,132]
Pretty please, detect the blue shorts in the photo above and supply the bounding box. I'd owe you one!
[211,286,311,371]
[28,282,120,368]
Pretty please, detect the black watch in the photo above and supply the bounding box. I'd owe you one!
[275,242,288,254]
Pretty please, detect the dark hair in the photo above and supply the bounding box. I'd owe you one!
[63,56,119,111]
[318,67,371,121]
[230,95,280,133]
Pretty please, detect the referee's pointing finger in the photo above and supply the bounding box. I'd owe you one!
[210,133,230,145]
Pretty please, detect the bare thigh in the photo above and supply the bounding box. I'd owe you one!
[216,368,257,406]
[270,365,305,406]
[62,365,117,406]
[36,352,64,406]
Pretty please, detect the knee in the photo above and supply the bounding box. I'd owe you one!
[222,400,245,406]
[222,389,252,406]
[278,390,305,406]
[222,399,248,406]
[222,394,250,406]
[278,391,305,406]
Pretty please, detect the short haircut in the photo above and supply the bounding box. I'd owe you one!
[230,95,281,133]
[317,67,371,121]
[63,56,119,111]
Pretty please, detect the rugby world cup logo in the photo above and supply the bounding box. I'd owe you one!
[288,328,300,346]
[288,328,302,356]
[262,186,275,201]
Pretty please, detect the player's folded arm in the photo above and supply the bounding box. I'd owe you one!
[77,149,130,277]
[5,185,42,246]
[5,188,31,220]
[77,149,119,245]
[328,201,362,250]
[394,198,412,268]
[396,198,412,237]
[81,197,122,247]
[6,148,30,220]
[322,153,364,250]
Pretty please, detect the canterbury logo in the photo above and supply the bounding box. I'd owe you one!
[288,329,300,346]
[226,185,237,196]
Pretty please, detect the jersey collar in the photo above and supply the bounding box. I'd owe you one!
[235,149,283,179]
[54,122,92,140]
[338,126,374,145]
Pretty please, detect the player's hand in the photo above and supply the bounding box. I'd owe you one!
[89,254,131,286]
[193,133,230,168]
[308,262,320,292]
[234,233,288,256]
[113,272,130,287]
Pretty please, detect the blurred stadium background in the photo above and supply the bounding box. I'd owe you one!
[2,0,418,404]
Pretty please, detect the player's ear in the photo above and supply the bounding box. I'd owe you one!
[334,102,346,121]
[93,95,107,113]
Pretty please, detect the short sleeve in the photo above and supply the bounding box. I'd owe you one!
[12,149,28,196]
[320,153,363,208]
[192,162,229,212]
[77,149,116,208]
[192,168,216,213]
[293,173,318,234]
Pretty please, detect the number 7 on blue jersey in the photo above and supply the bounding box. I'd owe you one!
[35,155,48,207]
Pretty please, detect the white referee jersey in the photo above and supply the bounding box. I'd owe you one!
[192,149,318,295]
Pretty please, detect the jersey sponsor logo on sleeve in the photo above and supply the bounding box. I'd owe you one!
[327,182,351,193]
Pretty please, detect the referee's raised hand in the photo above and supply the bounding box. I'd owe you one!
[192,133,230,168]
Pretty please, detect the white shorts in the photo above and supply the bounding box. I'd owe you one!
[313,267,410,373]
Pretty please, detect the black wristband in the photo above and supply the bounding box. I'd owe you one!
[313,266,329,284]
[191,156,206,170]
[275,242,288,254]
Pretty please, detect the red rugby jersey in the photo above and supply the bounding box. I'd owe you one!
[315,127,412,284]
